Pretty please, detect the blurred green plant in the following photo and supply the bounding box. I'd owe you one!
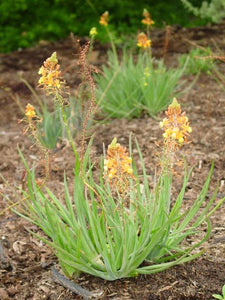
[180,0,225,23]
[0,0,209,53]
[179,47,216,75]
[95,51,187,118]
[36,96,91,150]
[213,285,225,300]
[37,105,63,150]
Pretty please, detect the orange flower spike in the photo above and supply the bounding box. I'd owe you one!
[142,8,155,26]
[160,98,192,148]
[137,32,151,48]
[99,11,109,26]
[38,52,64,94]
[25,103,36,119]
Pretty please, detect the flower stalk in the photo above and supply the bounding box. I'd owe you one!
[142,8,154,38]
[38,52,79,165]
[99,11,118,62]
[23,103,50,183]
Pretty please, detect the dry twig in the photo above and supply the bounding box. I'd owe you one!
[51,267,104,299]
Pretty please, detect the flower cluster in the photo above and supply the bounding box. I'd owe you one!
[137,32,151,49]
[142,8,154,26]
[89,27,98,37]
[25,103,36,119]
[104,138,134,192]
[99,11,109,26]
[143,67,150,86]
[38,52,64,95]
[160,98,192,150]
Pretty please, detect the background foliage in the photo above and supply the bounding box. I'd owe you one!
[1,0,209,53]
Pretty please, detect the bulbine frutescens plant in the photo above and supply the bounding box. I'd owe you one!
[14,47,225,282]
[180,0,225,24]
[95,9,187,118]
[179,47,217,75]
[96,51,187,118]
[22,50,94,150]
[36,94,90,150]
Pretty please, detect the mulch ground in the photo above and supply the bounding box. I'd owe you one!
[0,22,225,299]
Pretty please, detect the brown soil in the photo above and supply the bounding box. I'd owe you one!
[0,23,225,300]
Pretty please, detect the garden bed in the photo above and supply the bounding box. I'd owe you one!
[0,22,225,299]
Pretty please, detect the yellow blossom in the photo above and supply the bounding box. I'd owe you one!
[89,27,97,37]
[99,11,109,26]
[179,137,184,144]
[104,138,134,192]
[38,52,65,95]
[143,67,150,86]
[160,98,192,150]
[25,103,36,119]
[142,8,155,26]
[137,32,151,49]
[144,67,150,77]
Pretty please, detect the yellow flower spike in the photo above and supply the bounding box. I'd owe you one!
[99,11,109,26]
[104,138,134,193]
[38,52,65,95]
[137,32,151,49]
[142,8,155,26]
[161,98,192,150]
[25,103,36,119]
[89,27,98,37]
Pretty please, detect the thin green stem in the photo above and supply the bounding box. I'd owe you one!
[106,27,118,63]
[55,93,79,166]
